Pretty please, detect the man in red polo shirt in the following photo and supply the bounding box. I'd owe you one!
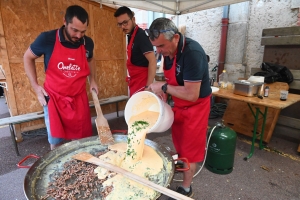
[24,5,98,150]
[114,6,157,96]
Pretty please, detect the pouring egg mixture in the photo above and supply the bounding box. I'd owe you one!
[94,110,164,199]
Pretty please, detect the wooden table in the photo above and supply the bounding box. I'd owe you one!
[212,88,300,160]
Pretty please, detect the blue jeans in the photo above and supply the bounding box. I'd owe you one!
[43,106,63,145]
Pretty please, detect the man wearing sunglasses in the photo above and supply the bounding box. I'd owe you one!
[148,18,212,199]
[114,6,157,96]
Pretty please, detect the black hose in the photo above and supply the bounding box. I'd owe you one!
[21,128,47,138]
[209,103,227,119]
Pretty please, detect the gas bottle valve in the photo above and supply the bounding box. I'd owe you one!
[215,120,226,128]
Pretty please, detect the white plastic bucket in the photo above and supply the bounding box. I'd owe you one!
[124,91,174,133]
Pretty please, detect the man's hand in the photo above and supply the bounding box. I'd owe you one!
[89,78,99,94]
[33,85,48,106]
[148,82,168,102]
[23,48,47,106]
[144,85,151,92]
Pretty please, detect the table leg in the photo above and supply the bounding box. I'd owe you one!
[9,123,20,156]
[244,105,268,160]
[259,107,268,149]
[244,107,260,160]
[116,102,119,117]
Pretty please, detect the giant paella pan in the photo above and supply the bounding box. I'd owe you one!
[22,135,175,200]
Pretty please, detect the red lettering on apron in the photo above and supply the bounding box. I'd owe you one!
[44,30,92,139]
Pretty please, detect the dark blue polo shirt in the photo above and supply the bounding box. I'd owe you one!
[30,26,94,71]
[164,33,211,98]
[127,26,154,67]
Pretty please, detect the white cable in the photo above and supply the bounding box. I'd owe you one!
[173,125,217,182]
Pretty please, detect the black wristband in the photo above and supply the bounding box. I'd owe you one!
[161,83,168,93]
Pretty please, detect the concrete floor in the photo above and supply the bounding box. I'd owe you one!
[0,96,299,200]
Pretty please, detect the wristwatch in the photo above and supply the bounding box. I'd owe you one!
[161,83,168,93]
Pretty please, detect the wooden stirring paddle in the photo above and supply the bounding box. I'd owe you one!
[72,152,194,200]
[91,89,114,145]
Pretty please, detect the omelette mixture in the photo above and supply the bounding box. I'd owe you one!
[94,98,164,199]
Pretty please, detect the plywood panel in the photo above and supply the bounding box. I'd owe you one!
[0,0,50,60]
[94,59,127,97]
[93,7,124,60]
[9,62,45,131]
[49,0,92,35]
[10,63,44,114]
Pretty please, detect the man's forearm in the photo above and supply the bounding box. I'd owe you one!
[146,59,157,86]
[88,59,95,83]
[24,56,39,91]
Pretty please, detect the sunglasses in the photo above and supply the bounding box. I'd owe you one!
[145,29,175,40]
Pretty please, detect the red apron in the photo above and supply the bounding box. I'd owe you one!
[126,26,148,97]
[44,30,92,139]
[164,50,211,163]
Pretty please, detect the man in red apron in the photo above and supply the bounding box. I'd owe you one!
[114,6,157,97]
[24,5,98,150]
[148,18,212,199]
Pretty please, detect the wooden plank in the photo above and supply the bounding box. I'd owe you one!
[251,68,300,79]
[0,6,22,140]
[0,96,128,126]
[262,26,300,37]
[289,80,300,90]
[261,36,300,46]
[73,152,193,200]
[46,0,53,29]
[263,46,300,70]
[88,3,95,42]
[98,95,128,105]
[0,111,44,126]
[276,115,300,129]
[81,0,118,12]
[290,70,300,79]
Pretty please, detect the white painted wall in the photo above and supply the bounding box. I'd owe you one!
[246,0,297,75]
[174,0,299,81]
[177,7,223,80]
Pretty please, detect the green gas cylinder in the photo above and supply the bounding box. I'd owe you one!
[205,121,237,174]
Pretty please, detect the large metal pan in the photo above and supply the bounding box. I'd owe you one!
[23,135,175,200]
